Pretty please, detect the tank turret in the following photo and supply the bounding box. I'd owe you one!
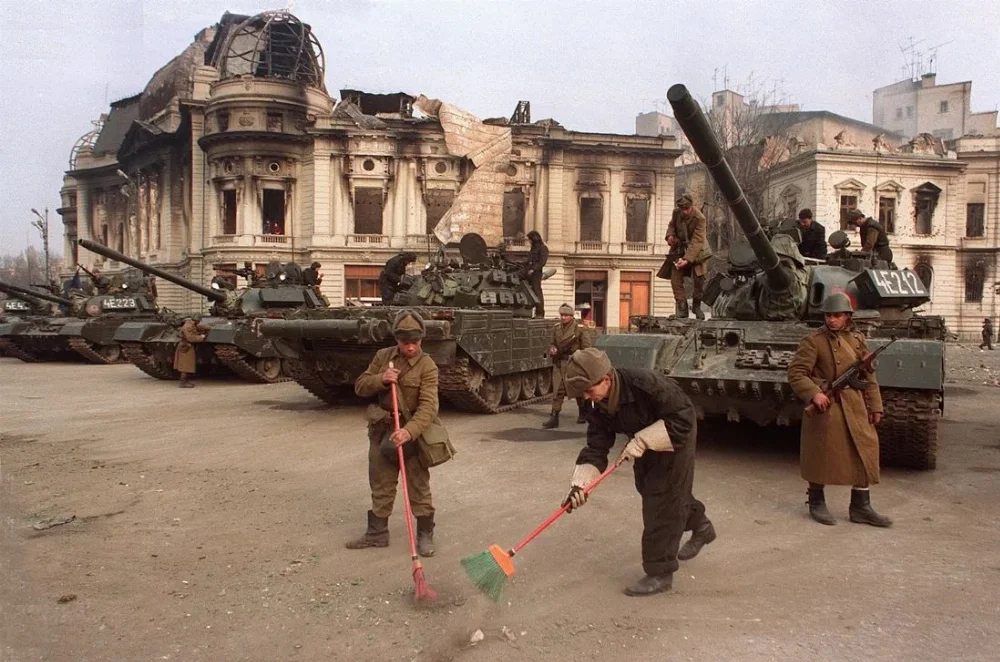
[0,287,50,314]
[0,280,75,308]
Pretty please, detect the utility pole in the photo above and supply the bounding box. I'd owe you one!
[30,207,50,283]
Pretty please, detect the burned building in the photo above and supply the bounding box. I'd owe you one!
[59,10,682,327]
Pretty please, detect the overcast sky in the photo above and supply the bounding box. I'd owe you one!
[1,0,997,256]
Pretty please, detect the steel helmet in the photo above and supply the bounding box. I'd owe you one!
[821,292,854,314]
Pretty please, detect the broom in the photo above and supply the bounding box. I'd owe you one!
[461,456,628,601]
[389,362,436,602]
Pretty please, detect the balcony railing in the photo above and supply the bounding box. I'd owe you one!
[405,234,442,250]
[257,234,288,245]
[213,235,236,244]
[575,240,609,253]
[503,237,529,250]
[346,234,388,246]
[622,241,653,255]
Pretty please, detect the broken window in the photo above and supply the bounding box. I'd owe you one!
[915,263,933,289]
[354,187,384,235]
[116,224,125,253]
[966,203,985,237]
[262,189,285,234]
[625,197,649,243]
[502,190,526,238]
[839,195,857,230]
[424,190,455,234]
[965,265,985,303]
[940,100,949,114]
[579,196,603,242]
[222,190,237,235]
[913,183,940,235]
[878,197,896,234]
[101,224,109,247]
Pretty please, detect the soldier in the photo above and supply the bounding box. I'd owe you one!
[91,268,112,295]
[378,252,417,305]
[525,231,549,317]
[846,209,893,263]
[796,208,827,259]
[348,310,441,557]
[542,303,593,429]
[981,318,994,350]
[787,293,892,528]
[663,194,711,319]
[174,317,208,388]
[303,261,323,287]
[562,348,716,596]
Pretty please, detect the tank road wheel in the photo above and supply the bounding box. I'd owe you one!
[256,357,283,382]
[501,374,523,405]
[98,345,122,363]
[521,371,538,400]
[536,368,553,396]
[477,376,504,410]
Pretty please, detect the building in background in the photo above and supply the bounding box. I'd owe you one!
[873,73,999,142]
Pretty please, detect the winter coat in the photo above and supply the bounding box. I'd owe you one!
[173,320,208,374]
[550,318,592,362]
[787,326,883,486]
[665,207,711,277]
[355,346,440,441]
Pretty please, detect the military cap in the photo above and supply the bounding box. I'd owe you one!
[820,292,854,314]
[676,194,693,209]
[846,209,866,221]
[558,303,574,315]
[563,348,613,399]
[392,309,426,341]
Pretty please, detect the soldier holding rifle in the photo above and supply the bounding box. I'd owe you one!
[660,194,711,319]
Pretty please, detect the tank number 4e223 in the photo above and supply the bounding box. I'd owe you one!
[102,297,137,310]
[869,269,927,297]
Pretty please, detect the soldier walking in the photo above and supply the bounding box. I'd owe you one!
[981,317,994,350]
[561,348,716,596]
[787,293,892,527]
[542,303,592,429]
[378,252,417,305]
[662,194,711,319]
[525,231,549,317]
[347,310,442,557]
[174,317,208,388]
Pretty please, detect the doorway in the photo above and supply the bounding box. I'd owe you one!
[574,270,607,329]
[619,271,651,329]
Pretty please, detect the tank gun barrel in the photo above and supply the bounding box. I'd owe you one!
[667,84,792,293]
[0,280,73,307]
[78,239,226,303]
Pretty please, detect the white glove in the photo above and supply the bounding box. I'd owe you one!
[563,463,601,512]
[618,421,673,462]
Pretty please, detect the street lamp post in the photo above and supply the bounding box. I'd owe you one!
[30,207,50,283]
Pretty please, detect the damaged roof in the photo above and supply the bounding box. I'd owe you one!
[91,94,141,155]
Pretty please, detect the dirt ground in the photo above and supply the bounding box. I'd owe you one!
[2,346,999,662]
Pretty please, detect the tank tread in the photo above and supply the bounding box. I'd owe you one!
[439,360,550,414]
[283,359,340,404]
[0,338,39,362]
[121,342,179,380]
[67,337,126,365]
[879,388,940,470]
[213,345,291,384]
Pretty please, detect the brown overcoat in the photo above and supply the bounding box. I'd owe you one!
[354,346,439,440]
[173,320,208,374]
[550,318,592,360]
[787,326,883,486]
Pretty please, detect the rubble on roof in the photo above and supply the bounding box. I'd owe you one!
[331,101,388,130]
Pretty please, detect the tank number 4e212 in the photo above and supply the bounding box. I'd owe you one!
[868,269,927,297]
[102,297,137,310]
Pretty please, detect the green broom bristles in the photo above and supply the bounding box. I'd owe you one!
[461,549,511,602]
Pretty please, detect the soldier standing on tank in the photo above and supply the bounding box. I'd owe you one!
[561,348,716,596]
[525,231,549,317]
[664,194,711,320]
[981,318,994,350]
[303,261,329,305]
[846,210,893,264]
[796,209,827,259]
[347,310,441,557]
[787,292,892,528]
[174,317,208,388]
[378,252,417,305]
[90,268,112,295]
[542,303,592,429]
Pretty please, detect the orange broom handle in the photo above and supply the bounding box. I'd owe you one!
[389,362,420,562]
[509,457,628,557]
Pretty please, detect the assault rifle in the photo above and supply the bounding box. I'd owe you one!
[805,336,897,415]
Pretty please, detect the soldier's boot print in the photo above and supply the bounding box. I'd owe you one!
[806,485,836,525]
[345,510,390,549]
[849,489,893,528]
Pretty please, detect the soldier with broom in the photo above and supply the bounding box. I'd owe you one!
[561,348,716,596]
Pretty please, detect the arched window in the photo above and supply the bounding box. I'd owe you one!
[914,263,933,290]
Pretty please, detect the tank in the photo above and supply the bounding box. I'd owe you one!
[78,239,326,383]
[258,233,557,412]
[0,280,89,362]
[0,287,62,360]
[594,84,945,470]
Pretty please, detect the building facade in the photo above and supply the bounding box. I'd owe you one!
[59,11,683,330]
[873,73,999,141]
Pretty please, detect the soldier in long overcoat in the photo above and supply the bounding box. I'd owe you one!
[174,317,208,388]
[542,303,592,429]
[663,194,711,319]
[787,293,892,527]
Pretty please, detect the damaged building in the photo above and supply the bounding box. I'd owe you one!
[59,10,681,328]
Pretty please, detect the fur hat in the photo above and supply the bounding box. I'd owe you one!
[563,348,613,399]
[675,194,693,209]
[392,309,426,341]
[558,303,574,316]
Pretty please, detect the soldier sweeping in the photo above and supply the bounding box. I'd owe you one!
[661,194,711,319]
[561,348,716,596]
[348,310,441,557]
[787,293,892,527]
[174,317,208,388]
[542,304,593,429]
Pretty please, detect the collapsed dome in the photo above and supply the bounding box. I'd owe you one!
[217,11,326,90]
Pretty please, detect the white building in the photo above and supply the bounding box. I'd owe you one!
[873,73,999,141]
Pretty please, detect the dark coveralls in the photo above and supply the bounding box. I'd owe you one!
[859,218,893,263]
[526,239,549,317]
[798,221,827,259]
[378,254,411,305]
[577,368,708,577]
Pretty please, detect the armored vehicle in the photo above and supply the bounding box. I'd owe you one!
[79,239,325,383]
[595,84,945,470]
[0,288,63,360]
[259,233,556,412]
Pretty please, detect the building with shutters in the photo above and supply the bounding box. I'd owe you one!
[59,10,683,329]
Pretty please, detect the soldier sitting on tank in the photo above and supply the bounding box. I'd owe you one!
[378,252,417,305]
[543,303,593,429]
[525,231,549,317]
[174,317,209,388]
[846,209,893,265]
[661,194,712,320]
[795,209,827,259]
[90,268,112,295]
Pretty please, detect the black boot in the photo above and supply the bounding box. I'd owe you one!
[849,489,893,528]
[542,412,559,429]
[345,510,390,549]
[624,573,673,597]
[575,399,586,424]
[416,515,435,557]
[677,520,716,560]
[674,300,689,319]
[691,299,705,320]
[807,485,836,525]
